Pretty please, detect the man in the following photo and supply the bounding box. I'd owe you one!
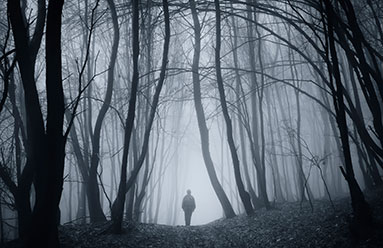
[182,189,196,226]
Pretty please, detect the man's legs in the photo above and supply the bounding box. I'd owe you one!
[184,211,192,226]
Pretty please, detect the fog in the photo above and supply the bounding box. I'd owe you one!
[1,0,382,245]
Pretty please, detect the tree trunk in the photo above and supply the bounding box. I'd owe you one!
[229,9,260,209]
[28,0,66,245]
[8,70,33,239]
[189,0,236,219]
[111,0,170,232]
[245,0,271,209]
[8,0,67,246]
[214,0,253,216]
[323,0,373,236]
[88,0,119,223]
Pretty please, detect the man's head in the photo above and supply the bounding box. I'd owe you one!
[187,189,191,195]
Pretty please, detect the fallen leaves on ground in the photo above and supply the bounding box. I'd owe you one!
[59,188,383,248]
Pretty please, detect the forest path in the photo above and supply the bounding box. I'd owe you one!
[60,188,383,248]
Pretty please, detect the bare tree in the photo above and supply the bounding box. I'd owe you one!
[322,0,372,236]
[214,0,253,215]
[111,0,170,233]
[189,0,236,219]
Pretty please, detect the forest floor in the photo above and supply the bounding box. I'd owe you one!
[58,187,383,248]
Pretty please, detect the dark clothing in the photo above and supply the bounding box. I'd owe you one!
[182,194,196,226]
[184,210,192,226]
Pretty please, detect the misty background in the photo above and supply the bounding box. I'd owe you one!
[0,0,381,245]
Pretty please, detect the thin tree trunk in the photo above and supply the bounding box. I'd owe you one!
[265,89,284,202]
[111,0,170,232]
[323,0,373,235]
[229,9,259,209]
[189,0,236,219]
[246,0,271,209]
[214,0,253,216]
[88,0,119,223]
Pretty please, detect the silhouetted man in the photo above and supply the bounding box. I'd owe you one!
[182,189,196,226]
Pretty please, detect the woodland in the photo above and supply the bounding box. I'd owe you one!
[0,0,383,247]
